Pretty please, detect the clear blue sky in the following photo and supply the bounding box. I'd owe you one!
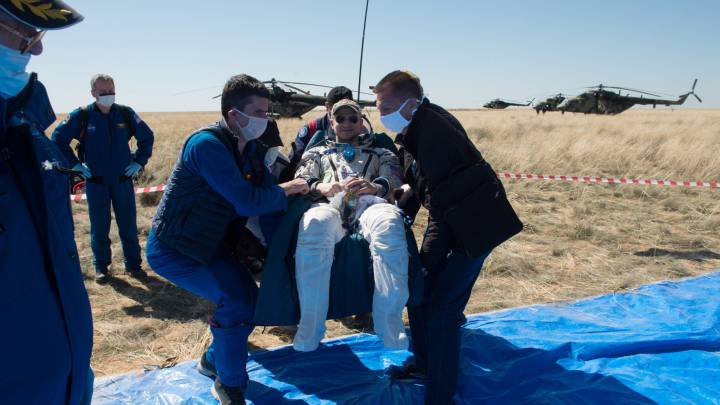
[30,0,719,113]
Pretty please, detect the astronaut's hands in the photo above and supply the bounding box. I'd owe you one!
[316,181,344,197]
[72,163,92,179]
[344,177,380,196]
[391,184,413,207]
[280,178,310,196]
[124,162,143,177]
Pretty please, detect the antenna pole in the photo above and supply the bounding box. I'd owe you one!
[357,0,369,102]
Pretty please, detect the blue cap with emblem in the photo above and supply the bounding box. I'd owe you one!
[0,0,83,30]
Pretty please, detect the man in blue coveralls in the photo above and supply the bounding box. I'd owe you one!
[146,74,309,404]
[0,0,94,404]
[52,73,154,283]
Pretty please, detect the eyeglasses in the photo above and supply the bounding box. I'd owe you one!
[0,20,45,54]
[335,115,359,124]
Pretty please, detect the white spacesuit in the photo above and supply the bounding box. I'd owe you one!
[293,100,409,351]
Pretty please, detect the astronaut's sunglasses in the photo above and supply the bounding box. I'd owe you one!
[334,115,360,124]
[0,20,45,54]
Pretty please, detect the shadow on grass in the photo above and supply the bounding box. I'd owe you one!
[105,274,214,322]
[634,248,720,262]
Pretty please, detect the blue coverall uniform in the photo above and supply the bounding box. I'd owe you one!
[146,124,287,388]
[52,103,154,273]
[0,74,93,404]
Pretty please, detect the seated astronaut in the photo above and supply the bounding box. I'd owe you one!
[292,99,409,352]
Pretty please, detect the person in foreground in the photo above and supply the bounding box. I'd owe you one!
[292,99,409,352]
[0,0,94,403]
[374,70,523,404]
[145,74,309,404]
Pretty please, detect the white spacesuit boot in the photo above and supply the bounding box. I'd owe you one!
[293,204,345,351]
[358,203,410,350]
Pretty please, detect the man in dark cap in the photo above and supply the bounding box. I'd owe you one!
[0,1,94,404]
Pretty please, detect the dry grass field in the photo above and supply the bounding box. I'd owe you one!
[52,108,720,377]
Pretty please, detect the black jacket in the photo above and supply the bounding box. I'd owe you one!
[398,99,522,269]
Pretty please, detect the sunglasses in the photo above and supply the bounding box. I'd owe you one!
[0,20,45,54]
[335,115,360,124]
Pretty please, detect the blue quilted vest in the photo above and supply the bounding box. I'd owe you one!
[152,124,265,264]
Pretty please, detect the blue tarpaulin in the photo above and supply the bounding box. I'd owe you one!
[93,271,720,404]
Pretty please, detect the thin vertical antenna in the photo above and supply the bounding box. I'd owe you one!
[357,0,369,102]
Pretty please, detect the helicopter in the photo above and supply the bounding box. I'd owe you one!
[557,79,702,115]
[483,98,534,109]
[211,79,376,118]
[533,94,567,114]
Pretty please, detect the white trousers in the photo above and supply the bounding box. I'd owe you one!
[293,203,410,351]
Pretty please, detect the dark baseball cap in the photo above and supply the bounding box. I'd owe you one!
[326,86,353,106]
[0,0,83,30]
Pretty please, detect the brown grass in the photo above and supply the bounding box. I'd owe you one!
[52,108,720,376]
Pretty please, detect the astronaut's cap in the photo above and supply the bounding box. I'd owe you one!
[331,99,361,116]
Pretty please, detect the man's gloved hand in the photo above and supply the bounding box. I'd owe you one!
[72,163,92,179]
[124,162,142,177]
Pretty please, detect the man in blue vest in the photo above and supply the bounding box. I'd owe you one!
[52,73,154,283]
[146,74,309,404]
[0,1,94,403]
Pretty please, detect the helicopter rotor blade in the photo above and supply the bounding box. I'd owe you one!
[283,84,311,95]
[265,80,335,90]
[586,85,661,97]
[264,80,375,97]
[688,79,701,102]
[172,85,222,96]
[605,87,661,97]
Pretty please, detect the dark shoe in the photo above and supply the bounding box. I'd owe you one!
[390,363,427,382]
[95,271,110,284]
[340,312,374,332]
[126,267,147,280]
[211,378,245,404]
[196,352,217,379]
[353,313,373,331]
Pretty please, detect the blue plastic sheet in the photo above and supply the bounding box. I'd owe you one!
[93,271,720,404]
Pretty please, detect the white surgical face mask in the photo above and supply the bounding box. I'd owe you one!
[234,109,268,141]
[380,98,419,133]
[97,94,115,107]
[0,43,31,98]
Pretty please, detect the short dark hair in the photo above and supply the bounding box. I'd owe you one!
[221,74,270,119]
[326,86,353,106]
[373,70,423,99]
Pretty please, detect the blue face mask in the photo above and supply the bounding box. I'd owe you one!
[0,43,31,98]
[380,97,422,133]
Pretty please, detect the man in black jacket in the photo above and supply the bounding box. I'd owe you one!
[374,70,522,404]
